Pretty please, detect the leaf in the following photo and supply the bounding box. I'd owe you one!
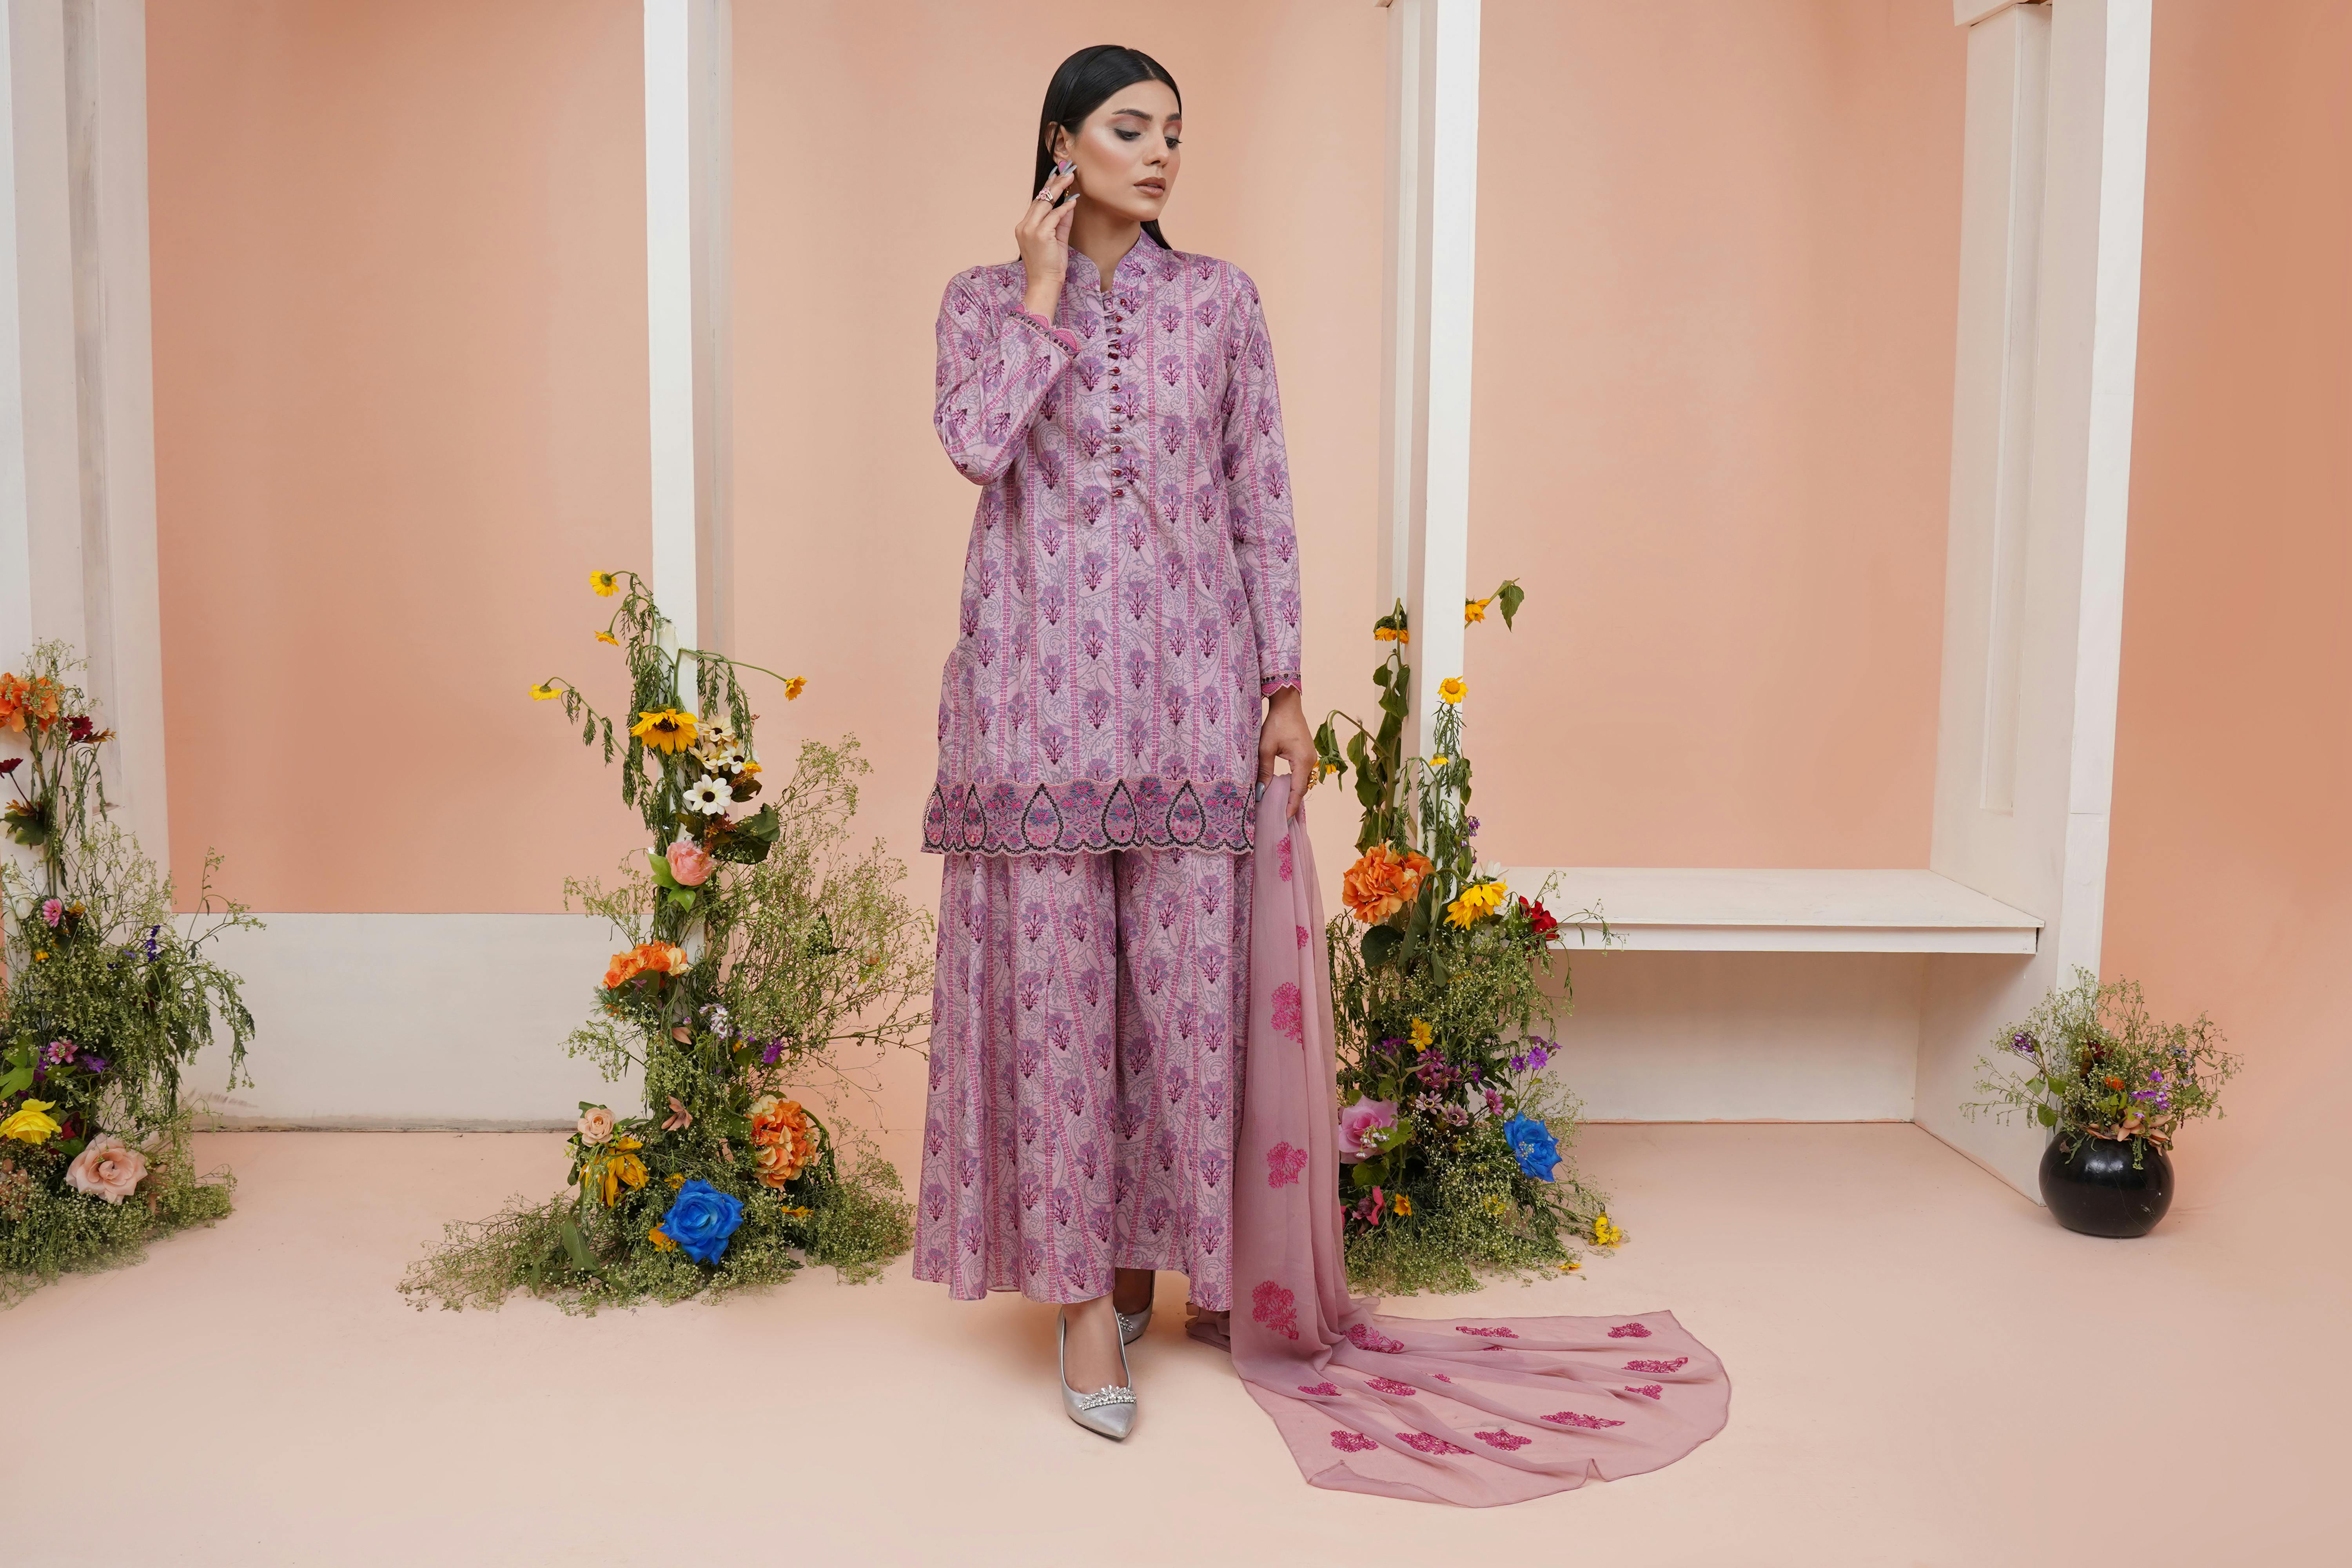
[2037,1104,2058,1127]
[1497,578,1524,628]
[557,1216,602,1276]
[0,1062,32,1101]
[1361,924,1403,968]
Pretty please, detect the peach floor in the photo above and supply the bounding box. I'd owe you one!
[6,1124,2336,1564]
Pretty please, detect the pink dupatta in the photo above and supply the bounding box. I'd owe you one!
[1224,778,1731,1506]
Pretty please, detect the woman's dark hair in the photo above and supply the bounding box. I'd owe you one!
[1034,45,1180,251]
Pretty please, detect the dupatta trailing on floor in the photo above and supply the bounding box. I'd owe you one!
[1224,777,1731,1506]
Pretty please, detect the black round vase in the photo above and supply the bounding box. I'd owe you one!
[2039,1135,2174,1238]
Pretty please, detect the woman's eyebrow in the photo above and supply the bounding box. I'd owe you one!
[1108,105,1178,123]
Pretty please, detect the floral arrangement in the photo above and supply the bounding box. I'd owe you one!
[1965,967,2238,1170]
[401,570,930,1313]
[1310,587,1618,1295]
[1,642,256,1305]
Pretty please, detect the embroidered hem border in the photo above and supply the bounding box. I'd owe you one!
[923,777,1254,855]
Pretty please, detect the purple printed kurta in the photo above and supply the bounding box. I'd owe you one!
[922,241,1303,858]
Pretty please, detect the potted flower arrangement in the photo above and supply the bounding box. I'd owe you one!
[1310,586,1619,1294]
[1965,967,2238,1237]
[401,570,931,1312]
[0,642,257,1304]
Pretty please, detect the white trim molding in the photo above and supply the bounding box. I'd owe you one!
[1377,0,1478,756]
[1,0,167,864]
[643,0,732,655]
[1920,0,2150,1199]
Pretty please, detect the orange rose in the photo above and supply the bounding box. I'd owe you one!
[1341,844,1434,924]
[748,1094,815,1188]
[637,942,690,976]
[602,949,648,989]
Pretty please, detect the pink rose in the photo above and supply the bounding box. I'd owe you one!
[666,838,714,887]
[64,1134,149,1205]
[577,1106,616,1146]
[1337,1099,1399,1163]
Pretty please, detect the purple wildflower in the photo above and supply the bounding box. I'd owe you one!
[1464,815,1481,838]
[2009,1031,2039,1058]
[76,1052,107,1075]
[143,924,163,958]
[760,1037,786,1066]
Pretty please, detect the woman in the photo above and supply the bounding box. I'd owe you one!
[914,44,1315,1439]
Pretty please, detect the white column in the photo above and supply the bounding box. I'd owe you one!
[643,0,731,659]
[1377,0,1478,756]
[1920,0,2151,1198]
[0,0,166,866]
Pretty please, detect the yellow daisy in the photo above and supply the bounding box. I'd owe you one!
[590,570,619,597]
[630,709,699,753]
[1409,1018,1434,1051]
[1392,1192,1414,1218]
[784,677,807,701]
[1438,676,1468,704]
[595,631,619,646]
[529,682,562,701]
[1465,596,1491,624]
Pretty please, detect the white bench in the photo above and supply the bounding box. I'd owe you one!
[1501,867,2042,955]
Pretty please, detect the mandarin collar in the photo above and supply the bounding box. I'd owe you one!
[1065,236,1159,298]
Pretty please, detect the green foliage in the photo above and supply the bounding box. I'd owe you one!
[1965,967,2238,1170]
[0,641,255,1306]
[406,572,926,1312]
[1310,589,1621,1293]
[0,1116,233,1307]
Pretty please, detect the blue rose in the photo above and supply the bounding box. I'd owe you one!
[1504,1114,1560,1181]
[661,1179,746,1264]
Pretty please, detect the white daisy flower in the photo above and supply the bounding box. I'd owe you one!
[685,775,729,815]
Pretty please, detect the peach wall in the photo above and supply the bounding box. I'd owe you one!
[147,0,652,912]
[2101,0,2352,1255]
[728,2,1383,879]
[1466,1,1964,870]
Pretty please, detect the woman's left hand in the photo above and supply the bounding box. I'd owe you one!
[1258,687,1316,818]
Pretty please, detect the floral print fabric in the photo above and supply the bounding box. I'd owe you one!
[923,241,1303,857]
[1223,779,1733,1506]
[914,844,1251,1308]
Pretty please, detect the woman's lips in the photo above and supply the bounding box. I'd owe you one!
[1135,181,1165,196]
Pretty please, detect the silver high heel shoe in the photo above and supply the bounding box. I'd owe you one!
[1059,1308,1138,1441]
[1116,1304,1153,1345]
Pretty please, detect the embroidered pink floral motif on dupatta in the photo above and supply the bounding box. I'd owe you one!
[1626,1357,1688,1374]
[1271,982,1305,1044]
[1225,778,1732,1506]
[1251,1279,1300,1340]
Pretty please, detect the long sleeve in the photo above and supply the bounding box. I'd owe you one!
[933,270,1080,485]
[1221,274,1304,694]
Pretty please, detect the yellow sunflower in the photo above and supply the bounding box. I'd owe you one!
[630,708,699,753]
[1465,596,1492,624]
[784,677,807,701]
[529,682,562,701]
[1444,880,1509,929]
[1438,676,1468,704]
[590,570,619,597]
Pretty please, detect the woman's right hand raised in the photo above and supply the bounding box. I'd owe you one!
[1016,165,1077,318]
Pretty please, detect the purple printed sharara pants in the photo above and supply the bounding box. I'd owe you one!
[914,847,1251,1310]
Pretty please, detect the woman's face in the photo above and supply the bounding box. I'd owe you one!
[1051,79,1181,227]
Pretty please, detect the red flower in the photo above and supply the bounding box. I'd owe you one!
[0,758,19,776]
[1517,896,1559,940]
